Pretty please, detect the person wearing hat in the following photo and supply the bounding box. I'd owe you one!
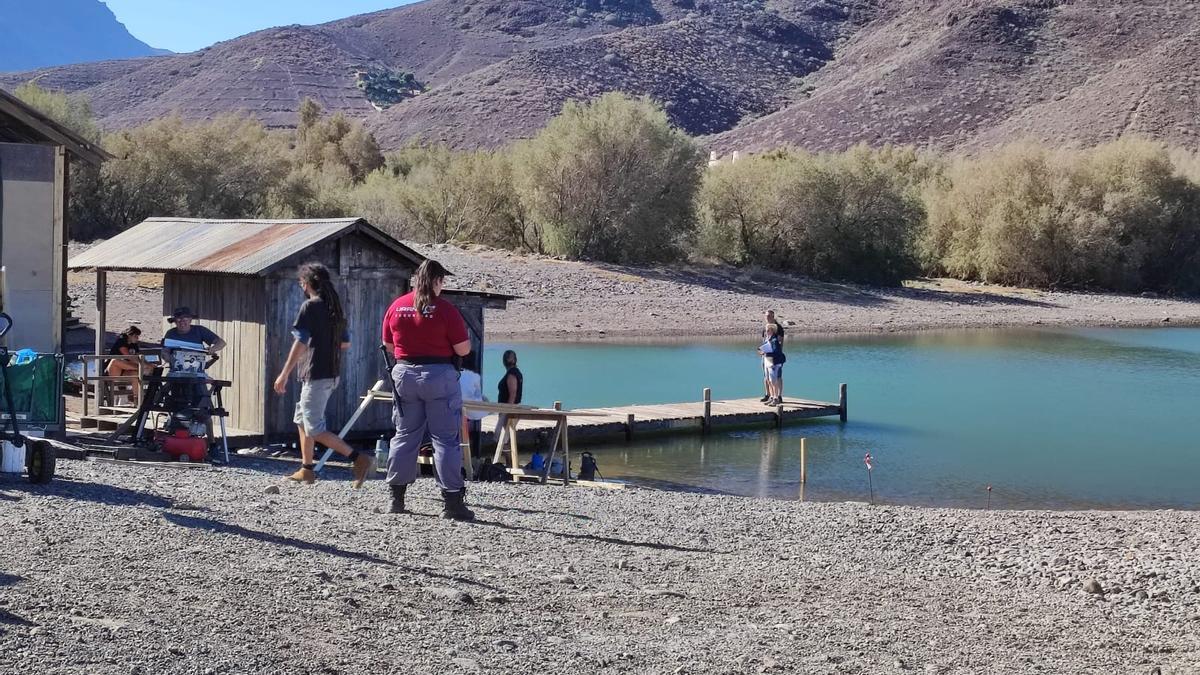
[381,259,475,521]
[162,307,226,362]
[158,307,226,460]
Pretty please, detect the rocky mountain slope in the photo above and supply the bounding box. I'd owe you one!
[2,0,1197,152]
[709,0,1200,153]
[0,0,165,72]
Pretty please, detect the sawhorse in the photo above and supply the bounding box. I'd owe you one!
[313,379,472,478]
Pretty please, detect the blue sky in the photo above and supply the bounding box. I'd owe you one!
[104,0,421,53]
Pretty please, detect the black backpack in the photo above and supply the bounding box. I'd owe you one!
[479,461,512,482]
[578,452,601,481]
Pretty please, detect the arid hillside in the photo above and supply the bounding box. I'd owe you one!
[2,0,1197,152]
[709,0,1200,153]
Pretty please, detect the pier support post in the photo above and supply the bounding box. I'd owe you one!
[553,401,562,411]
[800,437,807,485]
[775,404,783,428]
[838,383,847,423]
[702,388,712,434]
[625,413,634,442]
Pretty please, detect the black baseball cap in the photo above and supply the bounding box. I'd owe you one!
[167,307,197,323]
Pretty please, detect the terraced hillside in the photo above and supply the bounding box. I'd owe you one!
[2,0,1197,152]
[0,0,863,144]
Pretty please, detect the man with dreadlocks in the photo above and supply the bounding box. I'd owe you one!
[273,262,375,487]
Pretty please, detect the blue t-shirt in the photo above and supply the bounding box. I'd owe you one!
[164,325,220,348]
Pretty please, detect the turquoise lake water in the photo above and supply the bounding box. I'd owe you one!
[483,328,1200,509]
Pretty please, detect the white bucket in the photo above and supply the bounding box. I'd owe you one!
[1,430,42,474]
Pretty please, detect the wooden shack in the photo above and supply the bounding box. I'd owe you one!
[68,218,510,442]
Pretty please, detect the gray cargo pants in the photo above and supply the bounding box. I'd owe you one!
[386,362,465,492]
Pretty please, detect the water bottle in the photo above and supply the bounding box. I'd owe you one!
[375,437,388,470]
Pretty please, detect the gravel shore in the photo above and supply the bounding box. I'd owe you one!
[66,241,1200,344]
[2,460,1197,674]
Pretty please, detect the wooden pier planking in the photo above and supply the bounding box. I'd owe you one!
[478,389,845,446]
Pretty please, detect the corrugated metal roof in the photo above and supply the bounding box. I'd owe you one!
[69,217,424,276]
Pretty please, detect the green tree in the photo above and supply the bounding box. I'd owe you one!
[294,98,383,181]
[95,114,290,231]
[11,82,101,142]
[698,145,923,284]
[921,139,1200,293]
[351,146,526,246]
[513,93,705,262]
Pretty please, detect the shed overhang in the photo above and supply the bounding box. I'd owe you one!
[0,88,111,166]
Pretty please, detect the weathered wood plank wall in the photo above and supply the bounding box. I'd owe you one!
[162,273,266,433]
[263,235,412,440]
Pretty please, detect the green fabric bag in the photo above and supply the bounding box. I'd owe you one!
[0,353,62,425]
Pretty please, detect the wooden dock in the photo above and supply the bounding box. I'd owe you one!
[478,384,846,446]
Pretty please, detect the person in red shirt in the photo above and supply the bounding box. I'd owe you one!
[381,259,475,520]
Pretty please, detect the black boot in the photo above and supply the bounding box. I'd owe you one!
[389,484,407,514]
[440,489,475,522]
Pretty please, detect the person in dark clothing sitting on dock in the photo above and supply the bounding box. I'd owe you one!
[494,349,523,454]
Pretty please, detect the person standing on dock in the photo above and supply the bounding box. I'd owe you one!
[381,260,475,521]
[494,350,524,453]
[760,310,784,402]
[759,323,785,406]
[273,263,374,488]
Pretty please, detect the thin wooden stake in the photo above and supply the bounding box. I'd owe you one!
[839,383,848,422]
[702,387,712,434]
[800,437,807,485]
[625,413,634,442]
[865,452,874,505]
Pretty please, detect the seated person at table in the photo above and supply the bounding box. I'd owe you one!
[106,326,151,377]
[106,326,151,405]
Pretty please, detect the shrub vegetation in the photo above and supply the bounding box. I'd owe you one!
[13,84,1200,293]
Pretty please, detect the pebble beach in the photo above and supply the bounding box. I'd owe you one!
[2,460,1197,674]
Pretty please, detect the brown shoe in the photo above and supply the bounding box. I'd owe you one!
[287,467,316,484]
[352,453,374,489]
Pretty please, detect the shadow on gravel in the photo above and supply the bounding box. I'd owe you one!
[408,496,592,521]
[159,512,502,591]
[34,478,176,509]
[0,609,35,631]
[0,572,22,587]
[471,519,718,554]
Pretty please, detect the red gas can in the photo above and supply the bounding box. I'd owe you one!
[159,430,207,462]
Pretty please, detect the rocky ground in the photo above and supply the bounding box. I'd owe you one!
[1,460,1197,674]
[66,241,1200,346]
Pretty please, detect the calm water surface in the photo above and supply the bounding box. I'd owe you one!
[484,328,1200,509]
